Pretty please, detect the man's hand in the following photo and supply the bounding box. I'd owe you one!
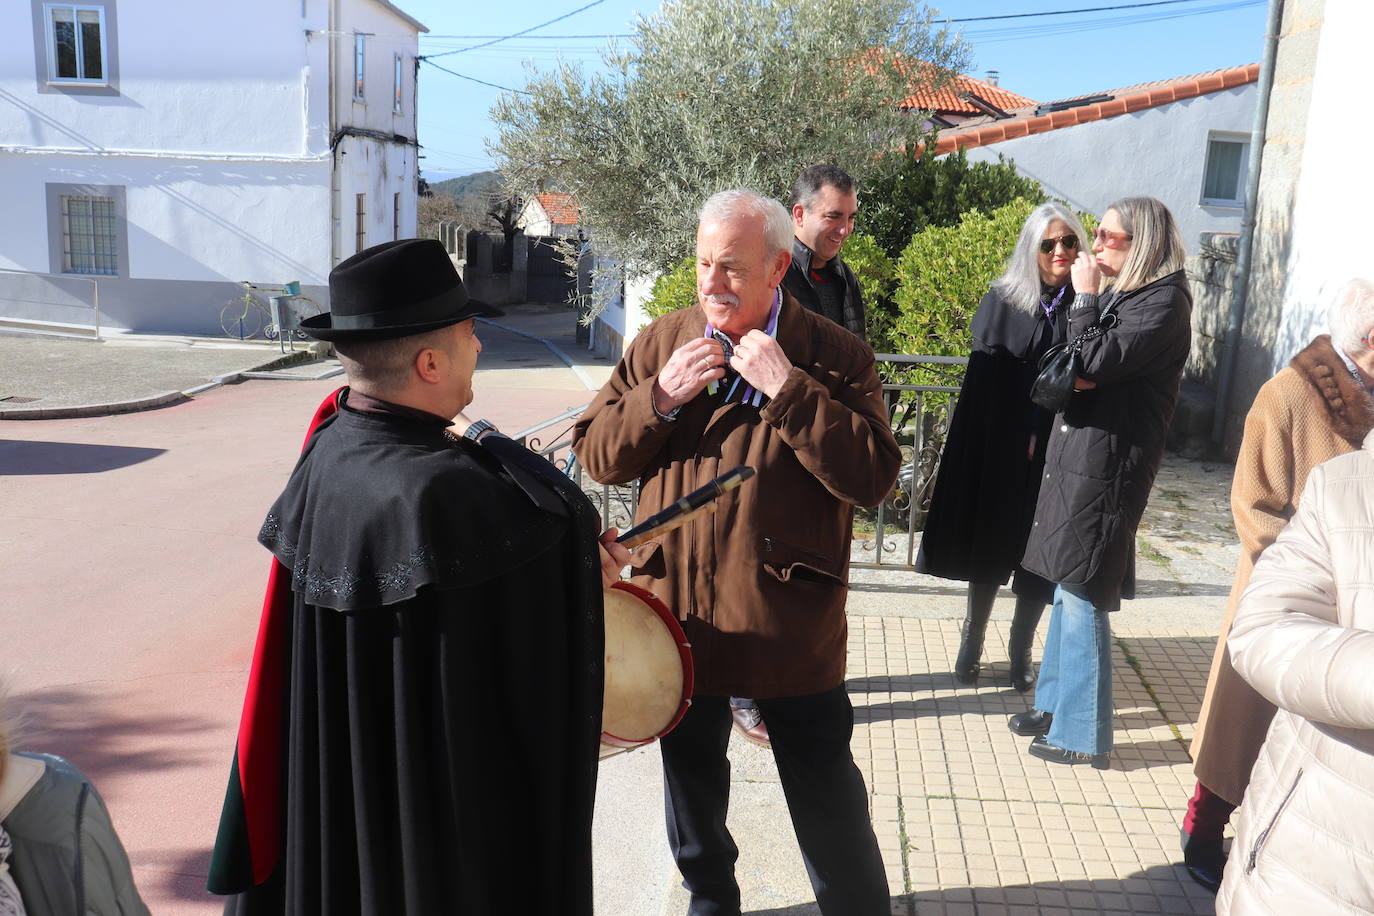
[598,528,632,589]
[1070,250,1101,296]
[730,330,791,399]
[653,338,727,414]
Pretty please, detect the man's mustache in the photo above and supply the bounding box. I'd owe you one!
[703,293,741,308]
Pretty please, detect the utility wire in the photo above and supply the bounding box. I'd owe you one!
[421,0,1246,40]
[419,57,530,94]
[950,0,1246,22]
[420,0,607,60]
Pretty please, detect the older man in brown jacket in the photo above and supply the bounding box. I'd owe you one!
[574,189,900,915]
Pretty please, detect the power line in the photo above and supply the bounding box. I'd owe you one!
[420,0,1250,40]
[420,0,608,60]
[419,57,530,94]
[951,0,1247,22]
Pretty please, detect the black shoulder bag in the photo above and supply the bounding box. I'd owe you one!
[1029,296,1121,413]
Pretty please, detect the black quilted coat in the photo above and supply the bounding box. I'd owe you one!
[1020,270,1192,608]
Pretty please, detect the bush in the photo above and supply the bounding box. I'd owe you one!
[861,149,1046,259]
[888,199,1039,359]
[643,256,696,322]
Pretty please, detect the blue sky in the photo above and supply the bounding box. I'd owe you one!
[404,0,1269,179]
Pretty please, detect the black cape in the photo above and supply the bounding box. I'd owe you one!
[915,284,1069,598]
[211,392,604,915]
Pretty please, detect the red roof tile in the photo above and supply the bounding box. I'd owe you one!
[900,70,1037,114]
[932,63,1259,157]
[533,192,579,226]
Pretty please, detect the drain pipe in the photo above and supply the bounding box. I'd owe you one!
[1211,0,1285,444]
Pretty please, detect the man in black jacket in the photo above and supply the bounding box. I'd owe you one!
[783,164,865,340]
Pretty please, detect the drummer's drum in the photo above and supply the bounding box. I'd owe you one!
[600,581,693,759]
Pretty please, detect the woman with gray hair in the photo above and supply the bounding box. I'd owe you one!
[1179,278,1374,893]
[1010,196,1192,768]
[917,202,1089,692]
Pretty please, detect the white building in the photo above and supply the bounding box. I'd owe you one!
[515,192,581,238]
[0,0,425,336]
[939,65,1259,253]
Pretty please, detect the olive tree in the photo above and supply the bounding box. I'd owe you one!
[489,0,968,311]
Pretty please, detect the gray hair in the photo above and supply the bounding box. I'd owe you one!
[991,202,1090,314]
[1328,278,1374,354]
[333,325,457,395]
[1104,196,1186,294]
[699,189,793,258]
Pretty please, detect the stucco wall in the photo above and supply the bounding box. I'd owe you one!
[965,84,1257,253]
[1214,0,1326,452]
[1267,0,1366,366]
[0,0,421,335]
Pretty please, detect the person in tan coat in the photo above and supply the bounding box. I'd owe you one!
[573,189,900,915]
[1215,432,1374,914]
[1181,279,1374,892]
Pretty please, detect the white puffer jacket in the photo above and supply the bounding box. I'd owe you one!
[1217,432,1374,914]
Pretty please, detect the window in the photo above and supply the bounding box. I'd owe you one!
[356,193,367,252]
[44,3,107,83]
[1201,133,1250,207]
[61,194,118,275]
[393,54,403,113]
[353,33,365,101]
[393,192,401,240]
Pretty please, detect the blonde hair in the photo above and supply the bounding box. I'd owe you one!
[1103,197,1186,294]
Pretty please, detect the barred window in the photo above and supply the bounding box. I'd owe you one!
[61,195,118,275]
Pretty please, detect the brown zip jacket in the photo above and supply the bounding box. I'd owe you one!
[573,294,900,697]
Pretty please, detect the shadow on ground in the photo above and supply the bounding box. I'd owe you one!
[0,439,166,474]
[10,684,223,789]
[745,863,1217,915]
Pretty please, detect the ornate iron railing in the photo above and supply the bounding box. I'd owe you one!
[513,353,968,571]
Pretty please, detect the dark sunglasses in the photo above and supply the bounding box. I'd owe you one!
[1039,235,1081,254]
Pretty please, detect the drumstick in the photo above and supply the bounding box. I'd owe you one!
[615,466,755,548]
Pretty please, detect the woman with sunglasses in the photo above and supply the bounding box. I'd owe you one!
[917,202,1089,692]
[1010,197,1192,768]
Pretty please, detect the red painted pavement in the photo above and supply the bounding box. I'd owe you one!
[1,366,599,913]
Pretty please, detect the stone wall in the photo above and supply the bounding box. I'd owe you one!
[459,230,528,306]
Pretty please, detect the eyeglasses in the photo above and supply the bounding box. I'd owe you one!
[1039,235,1081,254]
[1093,227,1134,250]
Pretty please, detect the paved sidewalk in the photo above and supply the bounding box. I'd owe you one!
[0,301,612,418]
[595,455,1236,916]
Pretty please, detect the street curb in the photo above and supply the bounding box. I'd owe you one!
[477,317,600,391]
[0,347,324,420]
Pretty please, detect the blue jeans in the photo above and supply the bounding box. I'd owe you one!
[1032,585,1114,755]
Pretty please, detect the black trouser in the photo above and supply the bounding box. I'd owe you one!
[659,688,890,916]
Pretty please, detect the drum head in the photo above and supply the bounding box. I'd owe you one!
[602,586,686,743]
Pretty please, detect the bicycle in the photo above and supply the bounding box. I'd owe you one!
[221,281,322,341]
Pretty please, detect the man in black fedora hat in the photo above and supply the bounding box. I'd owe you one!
[207,238,628,915]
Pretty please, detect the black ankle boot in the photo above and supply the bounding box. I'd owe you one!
[954,583,997,685]
[1008,708,1052,736]
[1180,828,1226,893]
[1007,596,1046,694]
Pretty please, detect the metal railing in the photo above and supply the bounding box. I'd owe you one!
[512,353,967,570]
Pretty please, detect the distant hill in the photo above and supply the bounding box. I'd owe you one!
[428,171,503,209]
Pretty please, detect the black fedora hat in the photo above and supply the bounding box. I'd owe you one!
[301,238,502,342]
